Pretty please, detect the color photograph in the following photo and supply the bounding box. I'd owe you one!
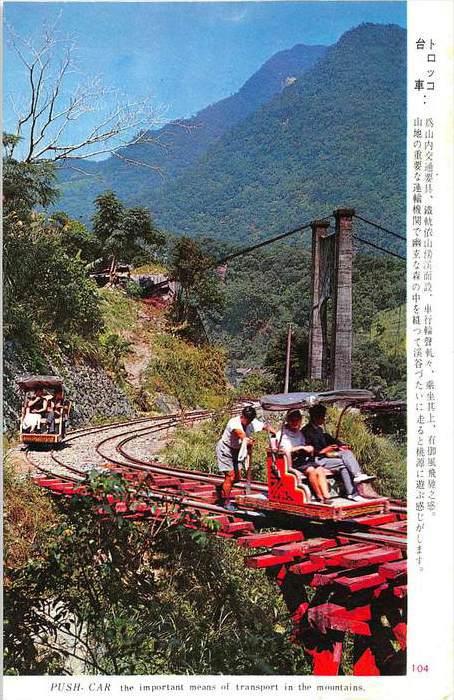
[2,1,452,697]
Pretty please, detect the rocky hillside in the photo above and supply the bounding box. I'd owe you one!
[3,341,136,434]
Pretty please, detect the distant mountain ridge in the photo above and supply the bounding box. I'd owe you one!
[56,43,327,220]
[151,23,406,250]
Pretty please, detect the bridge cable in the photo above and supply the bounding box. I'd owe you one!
[353,235,406,261]
[353,214,406,242]
[215,215,332,265]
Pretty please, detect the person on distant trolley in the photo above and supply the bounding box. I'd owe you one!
[52,390,68,436]
[21,391,44,433]
[22,388,48,433]
[216,406,275,511]
[44,392,56,433]
[302,404,372,502]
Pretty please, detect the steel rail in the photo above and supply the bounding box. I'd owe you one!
[28,410,406,532]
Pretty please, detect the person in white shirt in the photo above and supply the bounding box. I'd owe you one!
[216,405,274,510]
[275,409,334,504]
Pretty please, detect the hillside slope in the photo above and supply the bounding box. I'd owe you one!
[56,43,327,222]
[153,23,406,250]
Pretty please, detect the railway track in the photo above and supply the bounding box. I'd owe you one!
[27,411,407,676]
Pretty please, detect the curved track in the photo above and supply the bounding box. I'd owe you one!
[28,412,407,676]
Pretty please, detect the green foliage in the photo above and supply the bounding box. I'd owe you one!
[3,457,61,577]
[235,371,274,398]
[91,191,164,275]
[353,258,406,333]
[324,407,406,499]
[99,332,133,379]
[209,242,405,399]
[145,334,228,412]
[264,326,309,392]
[92,190,124,246]
[49,211,101,262]
[122,206,166,262]
[124,280,144,299]
[352,337,406,399]
[99,287,140,333]
[371,304,406,357]
[148,529,311,674]
[3,138,104,350]
[168,236,224,343]
[4,464,309,675]
[3,215,104,346]
[162,420,223,473]
[3,133,58,218]
[151,24,406,249]
[210,240,313,367]
[55,46,327,222]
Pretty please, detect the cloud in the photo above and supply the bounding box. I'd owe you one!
[223,7,248,23]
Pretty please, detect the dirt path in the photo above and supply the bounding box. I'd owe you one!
[123,302,167,389]
[124,335,152,388]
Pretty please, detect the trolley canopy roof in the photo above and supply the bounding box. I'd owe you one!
[17,375,64,391]
[259,390,374,411]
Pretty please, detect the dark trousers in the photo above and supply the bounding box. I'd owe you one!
[46,410,55,433]
[315,450,362,496]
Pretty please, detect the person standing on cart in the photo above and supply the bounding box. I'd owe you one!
[216,406,274,510]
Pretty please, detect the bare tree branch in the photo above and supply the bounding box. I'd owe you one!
[5,20,167,166]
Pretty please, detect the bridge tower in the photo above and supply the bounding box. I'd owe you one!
[308,219,332,380]
[308,208,354,389]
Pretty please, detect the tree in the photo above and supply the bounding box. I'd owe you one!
[5,19,164,168]
[264,326,310,392]
[92,191,164,282]
[49,211,101,262]
[168,237,224,343]
[3,134,103,345]
[121,206,166,263]
[3,133,57,216]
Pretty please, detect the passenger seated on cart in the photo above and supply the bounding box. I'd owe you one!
[21,392,42,432]
[302,404,372,502]
[44,392,56,433]
[53,391,68,436]
[22,388,48,432]
[275,409,334,504]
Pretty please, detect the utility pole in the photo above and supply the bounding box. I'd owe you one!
[284,323,292,393]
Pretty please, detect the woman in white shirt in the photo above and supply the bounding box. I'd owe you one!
[275,410,334,504]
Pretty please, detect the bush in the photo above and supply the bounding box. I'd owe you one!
[3,457,61,579]
[146,334,228,412]
[325,407,406,499]
[99,332,133,376]
[4,466,310,674]
[125,280,144,299]
[4,217,104,346]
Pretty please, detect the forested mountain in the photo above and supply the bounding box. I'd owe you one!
[152,23,406,251]
[56,43,327,221]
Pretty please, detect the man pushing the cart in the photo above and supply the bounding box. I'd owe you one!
[216,406,275,510]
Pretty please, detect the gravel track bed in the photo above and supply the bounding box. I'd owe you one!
[21,417,177,479]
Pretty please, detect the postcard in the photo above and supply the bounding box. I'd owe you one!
[2,1,453,699]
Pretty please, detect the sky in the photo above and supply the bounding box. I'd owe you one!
[4,1,406,155]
